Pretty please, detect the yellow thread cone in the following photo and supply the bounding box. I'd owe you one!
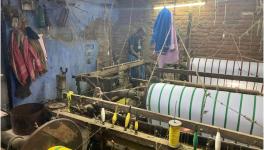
[112,112,117,127]
[48,146,71,150]
[168,120,182,148]
[134,120,138,134]
[124,113,130,130]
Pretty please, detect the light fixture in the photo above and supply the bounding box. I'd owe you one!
[153,2,205,10]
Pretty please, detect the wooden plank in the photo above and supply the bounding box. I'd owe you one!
[54,111,196,150]
[130,78,263,96]
[156,68,263,83]
[63,93,263,148]
[75,60,145,78]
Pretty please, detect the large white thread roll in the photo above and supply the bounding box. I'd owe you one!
[189,58,263,93]
[146,83,263,137]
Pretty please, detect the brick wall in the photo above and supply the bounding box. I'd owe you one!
[112,0,263,62]
[112,0,153,63]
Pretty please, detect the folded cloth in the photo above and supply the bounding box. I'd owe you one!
[158,50,179,68]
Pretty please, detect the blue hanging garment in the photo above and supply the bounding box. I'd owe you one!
[151,8,172,54]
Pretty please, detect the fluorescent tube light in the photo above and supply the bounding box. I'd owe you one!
[153,2,205,10]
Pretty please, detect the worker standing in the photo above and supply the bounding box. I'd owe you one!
[127,27,146,79]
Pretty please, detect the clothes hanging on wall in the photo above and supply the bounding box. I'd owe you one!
[10,30,29,85]
[25,26,48,71]
[151,8,179,68]
[9,28,47,98]
[29,38,48,71]
[158,12,180,68]
[151,8,171,54]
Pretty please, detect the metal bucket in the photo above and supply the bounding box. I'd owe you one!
[10,103,50,135]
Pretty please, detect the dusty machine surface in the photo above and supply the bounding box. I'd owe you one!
[1,118,84,150]
[57,58,263,150]
[2,59,263,150]
[21,118,83,150]
[73,60,146,93]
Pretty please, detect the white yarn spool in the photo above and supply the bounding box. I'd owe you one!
[189,58,263,93]
[101,108,105,123]
[146,83,263,137]
[215,131,221,150]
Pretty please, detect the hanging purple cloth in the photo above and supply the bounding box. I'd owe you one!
[158,13,179,68]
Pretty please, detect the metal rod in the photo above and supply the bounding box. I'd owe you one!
[63,93,263,148]
[156,68,263,83]
[54,111,178,150]
[130,78,263,96]
[75,60,145,77]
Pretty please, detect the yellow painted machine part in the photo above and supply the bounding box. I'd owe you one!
[116,98,130,105]
[48,146,72,150]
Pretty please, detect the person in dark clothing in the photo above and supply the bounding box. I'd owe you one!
[127,27,146,78]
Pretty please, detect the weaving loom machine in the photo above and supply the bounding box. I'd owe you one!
[51,58,262,149]
[6,59,262,149]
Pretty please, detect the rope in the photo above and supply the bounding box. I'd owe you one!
[151,30,263,129]
[223,0,227,24]
[214,0,217,25]
[146,26,172,88]
[117,0,134,64]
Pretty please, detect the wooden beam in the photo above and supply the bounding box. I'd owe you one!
[75,60,145,78]
[156,68,263,83]
[64,93,263,148]
[130,78,263,96]
[54,111,197,150]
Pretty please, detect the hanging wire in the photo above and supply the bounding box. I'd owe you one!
[213,0,217,25]
[175,30,263,128]
[223,0,227,24]
[146,27,172,87]
[117,0,134,64]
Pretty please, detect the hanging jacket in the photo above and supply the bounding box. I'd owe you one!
[10,31,29,85]
[22,35,44,80]
[151,8,172,54]
[10,30,44,85]
[158,12,180,68]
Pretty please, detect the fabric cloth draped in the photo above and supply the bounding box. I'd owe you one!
[158,12,180,68]
[151,8,179,68]
[10,30,45,86]
[151,8,171,54]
